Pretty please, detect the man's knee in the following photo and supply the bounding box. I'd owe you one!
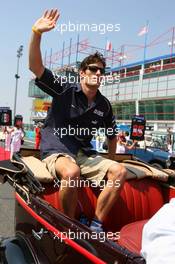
[63,165,80,180]
[107,163,127,184]
[55,158,80,180]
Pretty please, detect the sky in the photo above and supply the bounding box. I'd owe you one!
[1,0,175,123]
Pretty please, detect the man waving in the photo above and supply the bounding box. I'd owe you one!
[29,9,126,232]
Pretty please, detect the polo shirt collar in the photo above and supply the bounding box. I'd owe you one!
[75,83,82,92]
[76,83,102,103]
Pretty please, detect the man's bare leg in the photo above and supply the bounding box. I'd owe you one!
[95,163,126,222]
[55,157,80,219]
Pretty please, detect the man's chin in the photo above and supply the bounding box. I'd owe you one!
[87,81,101,87]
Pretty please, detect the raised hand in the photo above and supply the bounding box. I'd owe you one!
[33,9,60,34]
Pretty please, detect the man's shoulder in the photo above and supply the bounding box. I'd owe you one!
[98,94,112,111]
[35,67,80,94]
[35,67,53,82]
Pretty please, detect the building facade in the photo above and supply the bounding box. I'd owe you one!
[28,53,175,130]
[100,53,175,130]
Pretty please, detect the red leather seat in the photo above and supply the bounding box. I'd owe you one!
[78,178,164,232]
[41,178,165,255]
[118,219,148,255]
[42,178,164,229]
[39,177,175,256]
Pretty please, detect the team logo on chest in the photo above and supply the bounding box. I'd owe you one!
[93,109,104,117]
[91,120,98,125]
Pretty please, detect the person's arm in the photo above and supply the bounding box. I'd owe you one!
[29,32,44,78]
[29,9,60,78]
[103,100,117,159]
[3,127,7,133]
[125,140,137,150]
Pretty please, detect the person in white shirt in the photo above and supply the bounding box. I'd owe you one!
[141,198,175,264]
[116,131,136,154]
[124,131,130,141]
[10,124,24,159]
[96,131,106,152]
[3,126,13,151]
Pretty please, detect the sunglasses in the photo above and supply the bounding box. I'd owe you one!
[86,65,105,75]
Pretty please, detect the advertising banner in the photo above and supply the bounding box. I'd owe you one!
[130,115,146,141]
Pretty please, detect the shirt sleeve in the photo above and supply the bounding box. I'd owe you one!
[103,102,117,139]
[35,68,69,97]
[141,198,175,263]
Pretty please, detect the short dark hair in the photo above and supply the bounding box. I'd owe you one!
[125,131,129,136]
[80,51,106,70]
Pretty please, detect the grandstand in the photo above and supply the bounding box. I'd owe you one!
[102,53,175,130]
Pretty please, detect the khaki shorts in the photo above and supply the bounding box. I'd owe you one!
[42,150,118,185]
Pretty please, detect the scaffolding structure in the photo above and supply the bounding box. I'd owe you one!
[43,26,175,70]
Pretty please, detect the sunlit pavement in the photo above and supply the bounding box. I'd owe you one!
[0,183,15,237]
[0,138,35,238]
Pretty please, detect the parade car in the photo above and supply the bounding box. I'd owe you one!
[127,145,174,169]
[127,131,175,170]
[0,148,175,264]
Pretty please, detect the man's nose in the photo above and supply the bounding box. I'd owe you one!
[96,69,101,75]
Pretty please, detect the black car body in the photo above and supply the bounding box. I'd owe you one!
[1,149,175,264]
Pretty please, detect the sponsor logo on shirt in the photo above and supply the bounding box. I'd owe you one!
[93,109,104,117]
[91,120,98,125]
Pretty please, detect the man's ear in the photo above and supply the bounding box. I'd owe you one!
[79,69,86,82]
[79,69,85,76]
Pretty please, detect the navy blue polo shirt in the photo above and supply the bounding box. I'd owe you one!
[35,68,116,160]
